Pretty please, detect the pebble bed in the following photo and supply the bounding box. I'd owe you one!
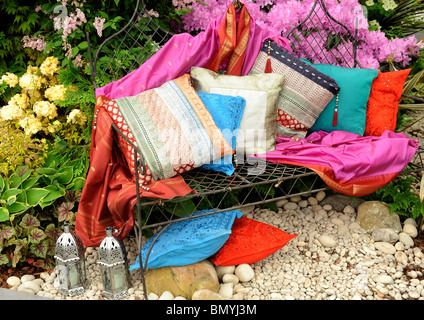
[5,191,424,300]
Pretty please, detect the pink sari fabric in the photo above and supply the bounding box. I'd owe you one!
[252,130,419,196]
[95,10,291,99]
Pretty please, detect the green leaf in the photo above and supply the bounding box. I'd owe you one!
[30,241,48,259]
[37,167,57,175]
[0,207,9,222]
[6,195,16,206]
[0,176,4,193]
[56,166,74,185]
[6,202,29,214]
[2,188,22,200]
[19,214,40,229]
[0,254,9,266]
[22,176,41,190]
[29,228,47,244]
[78,41,88,49]
[26,188,50,207]
[66,177,86,191]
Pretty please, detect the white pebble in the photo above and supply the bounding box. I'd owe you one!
[216,265,235,280]
[235,264,255,282]
[317,235,337,248]
[222,274,239,285]
[6,276,21,287]
[403,224,418,238]
[374,242,396,254]
[399,232,414,247]
[159,291,175,300]
[219,283,234,299]
[21,275,35,283]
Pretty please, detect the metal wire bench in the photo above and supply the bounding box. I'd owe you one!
[87,0,424,299]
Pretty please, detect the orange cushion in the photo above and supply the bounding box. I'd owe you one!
[209,217,297,266]
[364,69,411,136]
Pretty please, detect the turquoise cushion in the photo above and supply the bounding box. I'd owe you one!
[308,64,378,136]
[129,209,243,270]
[197,92,246,176]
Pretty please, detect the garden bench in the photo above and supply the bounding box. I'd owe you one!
[86,0,424,298]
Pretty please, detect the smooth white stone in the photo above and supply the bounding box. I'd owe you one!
[216,265,236,280]
[404,218,418,227]
[316,191,326,202]
[374,275,393,285]
[235,264,255,282]
[6,276,21,287]
[317,235,337,248]
[403,224,418,238]
[222,274,240,285]
[284,202,299,210]
[399,232,414,247]
[21,275,35,283]
[219,283,234,299]
[159,291,175,300]
[374,242,396,254]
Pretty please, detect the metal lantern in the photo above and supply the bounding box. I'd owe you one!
[54,222,86,296]
[98,227,132,299]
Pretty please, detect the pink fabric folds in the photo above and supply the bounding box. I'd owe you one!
[252,130,419,196]
[95,10,291,100]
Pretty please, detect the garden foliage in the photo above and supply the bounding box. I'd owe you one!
[0,0,423,268]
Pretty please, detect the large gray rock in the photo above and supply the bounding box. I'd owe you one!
[320,193,365,211]
[356,201,402,233]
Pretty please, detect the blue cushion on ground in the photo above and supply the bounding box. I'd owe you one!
[129,209,243,270]
[197,91,246,176]
[307,63,378,136]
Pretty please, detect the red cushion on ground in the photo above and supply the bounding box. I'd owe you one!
[210,217,297,266]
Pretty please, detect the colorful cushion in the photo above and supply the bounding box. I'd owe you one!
[250,39,340,139]
[190,66,285,155]
[209,217,297,266]
[308,64,378,136]
[197,91,246,176]
[110,74,234,184]
[129,209,243,270]
[364,69,411,136]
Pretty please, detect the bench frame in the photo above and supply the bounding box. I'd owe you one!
[87,0,424,299]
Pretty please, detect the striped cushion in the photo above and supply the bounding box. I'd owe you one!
[250,39,339,139]
[110,74,234,184]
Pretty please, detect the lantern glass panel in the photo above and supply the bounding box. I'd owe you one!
[112,265,126,293]
[101,265,112,292]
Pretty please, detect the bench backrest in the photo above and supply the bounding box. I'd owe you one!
[89,0,361,88]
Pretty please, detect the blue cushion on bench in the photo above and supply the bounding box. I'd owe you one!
[197,91,246,175]
[307,63,378,136]
[129,209,243,270]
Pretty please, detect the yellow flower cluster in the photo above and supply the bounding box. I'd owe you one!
[0,73,19,88]
[19,72,43,91]
[40,57,60,77]
[19,114,43,136]
[33,100,58,119]
[67,109,87,126]
[0,56,87,137]
[45,84,67,102]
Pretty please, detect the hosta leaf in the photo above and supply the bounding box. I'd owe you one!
[19,214,40,229]
[37,167,57,176]
[66,177,86,191]
[30,241,48,258]
[26,188,49,206]
[29,228,47,244]
[2,188,22,200]
[0,176,4,193]
[0,254,9,265]
[7,201,30,214]
[56,166,73,185]
[22,176,41,190]
[0,207,9,222]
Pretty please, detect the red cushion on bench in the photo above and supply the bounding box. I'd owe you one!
[364,69,411,137]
